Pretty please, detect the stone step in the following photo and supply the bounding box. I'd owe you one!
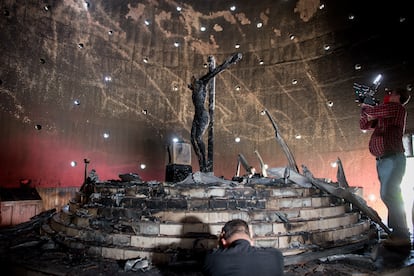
[50,212,369,251]
[151,205,347,223]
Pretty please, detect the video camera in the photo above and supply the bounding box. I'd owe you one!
[353,74,382,106]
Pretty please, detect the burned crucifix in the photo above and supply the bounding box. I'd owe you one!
[188,53,242,173]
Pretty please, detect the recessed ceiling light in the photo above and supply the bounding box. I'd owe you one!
[256,22,263,28]
[230,5,236,11]
[235,43,240,49]
[200,26,206,32]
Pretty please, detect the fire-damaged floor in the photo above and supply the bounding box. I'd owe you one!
[1,168,414,275]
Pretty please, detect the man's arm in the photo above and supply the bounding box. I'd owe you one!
[360,104,377,130]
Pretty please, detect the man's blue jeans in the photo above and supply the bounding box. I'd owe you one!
[376,153,410,238]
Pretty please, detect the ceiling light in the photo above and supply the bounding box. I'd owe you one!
[143,57,148,63]
[200,26,206,32]
[289,34,295,40]
[103,132,110,139]
[74,99,81,105]
[323,44,330,51]
[256,22,263,28]
[235,85,241,91]
[235,137,241,143]
[327,101,333,107]
[319,4,325,10]
[259,59,264,65]
[140,164,146,169]
[348,14,355,20]
[70,161,77,167]
[295,134,302,139]
[354,64,362,70]
[144,19,150,26]
[230,5,236,11]
[292,79,298,85]
[176,6,182,12]
[174,42,180,47]
[35,124,42,130]
[235,43,240,49]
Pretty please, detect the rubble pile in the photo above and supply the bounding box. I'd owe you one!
[48,170,375,268]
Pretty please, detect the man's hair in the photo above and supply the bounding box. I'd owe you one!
[394,88,411,105]
[220,219,250,240]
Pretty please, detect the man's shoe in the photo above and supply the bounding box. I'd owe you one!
[382,236,411,248]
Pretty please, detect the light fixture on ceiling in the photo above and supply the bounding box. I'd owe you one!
[230,5,236,11]
[200,26,206,32]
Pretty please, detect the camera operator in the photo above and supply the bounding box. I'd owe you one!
[360,88,411,248]
[202,219,284,276]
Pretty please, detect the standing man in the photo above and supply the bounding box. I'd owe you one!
[202,219,284,275]
[360,88,411,247]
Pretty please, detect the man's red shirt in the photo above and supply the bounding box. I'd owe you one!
[360,102,406,157]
